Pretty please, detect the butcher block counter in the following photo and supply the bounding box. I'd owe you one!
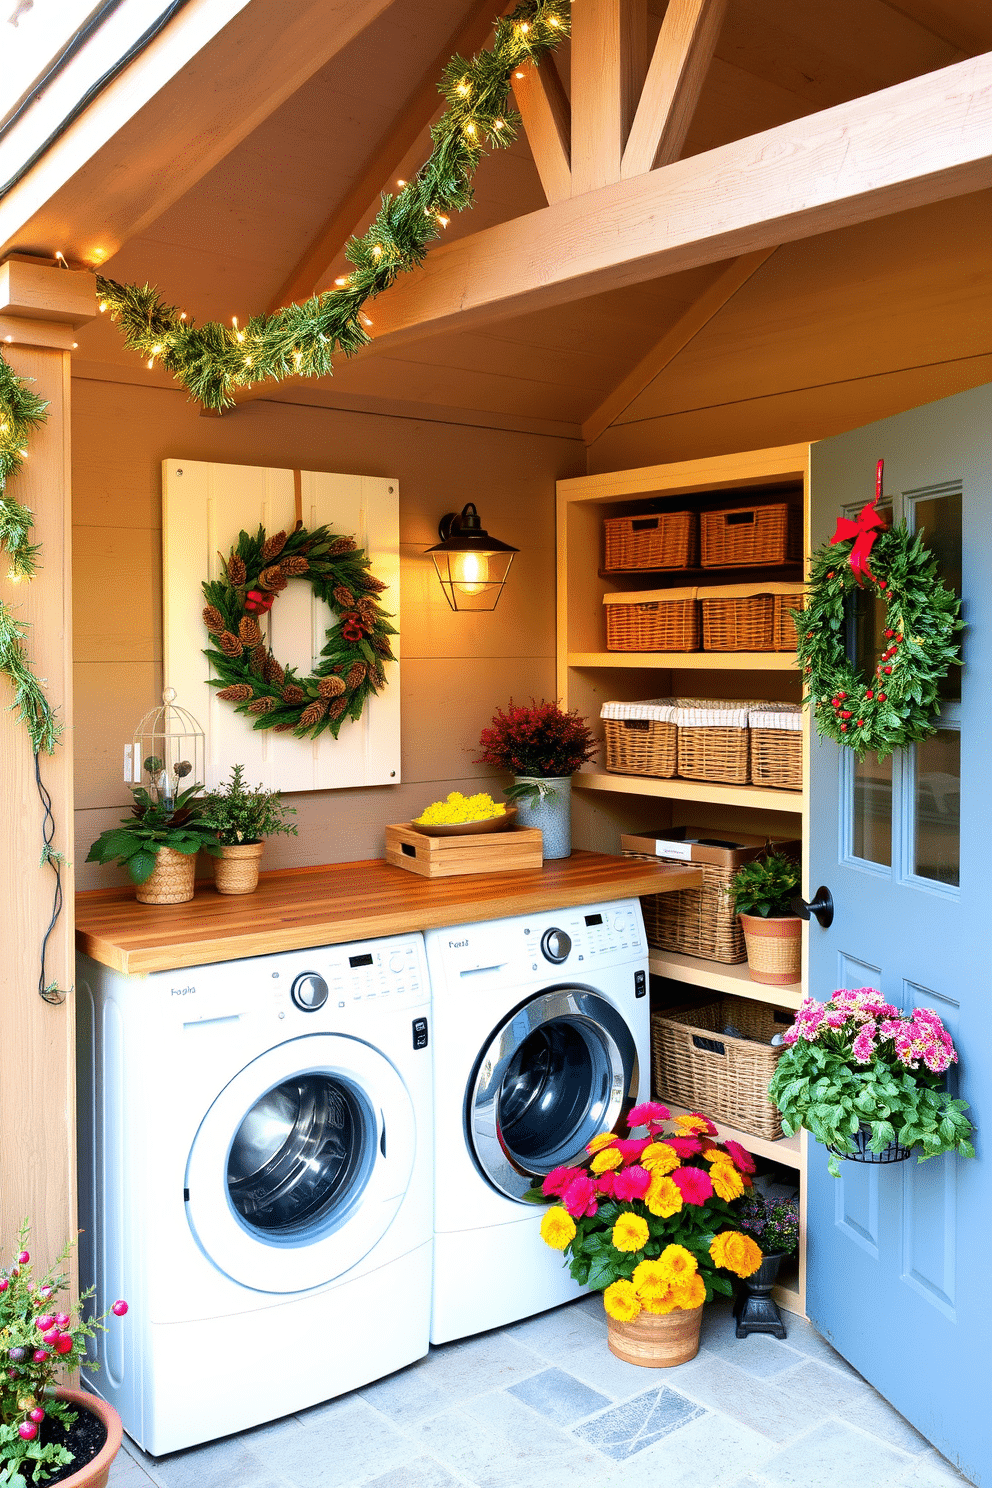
[75,851,701,976]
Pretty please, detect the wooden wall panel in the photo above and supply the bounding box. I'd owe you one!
[72,380,579,888]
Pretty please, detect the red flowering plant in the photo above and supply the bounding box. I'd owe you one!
[1,1223,127,1486]
[524,1103,763,1323]
[475,700,596,807]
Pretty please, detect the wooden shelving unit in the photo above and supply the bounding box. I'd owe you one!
[557,442,811,1318]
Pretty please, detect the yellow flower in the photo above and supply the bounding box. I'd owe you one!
[603,1279,641,1322]
[709,1161,745,1202]
[632,1258,669,1294]
[586,1132,618,1154]
[640,1142,680,1175]
[710,1230,763,1278]
[611,1212,650,1253]
[590,1146,624,1173]
[674,1113,712,1135]
[658,1243,697,1281]
[641,1286,677,1314]
[540,1206,576,1251]
[645,1173,683,1218]
[672,1273,706,1310]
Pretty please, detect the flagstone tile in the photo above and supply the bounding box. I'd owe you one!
[771,1358,874,1413]
[572,1385,706,1461]
[896,1449,976,1486]
[702,1330,807,1381]
[255,1400,411,1488]
[583,1409,777,1488]
[501,1300,606,1361]
[404,1396,603,1488]
[672,1354,827,1443]
[833,1391,931,1455]
[129,1434,284,1488]
[771,1315,864,1379]
[508,1366,610,1423]
[358,1333,543,1424]
[564,1338,699,1401]
[362,1458,464,1488]
[760,1420,913,1488]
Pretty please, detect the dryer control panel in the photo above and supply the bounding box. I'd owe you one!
[288,936,425,1011]
[428,899,644,985]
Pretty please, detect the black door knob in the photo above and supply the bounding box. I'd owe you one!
[791,888,834,929]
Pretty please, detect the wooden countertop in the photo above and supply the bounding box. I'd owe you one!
[75,851,702,976]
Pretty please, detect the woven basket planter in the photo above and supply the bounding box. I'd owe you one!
[700,503,801,568]
[773,590,806,651]
[605,590,700,652]
[603,511,697,571]
[214,840,265,894]
[651,996,794,1140]
[749,706,803,790]
[700,594,775,651]
[607,1304,703,1368]
[135,846,197,904]
[740,914,803,986]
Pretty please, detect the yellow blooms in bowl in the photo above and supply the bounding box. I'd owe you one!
[414,791,506,825]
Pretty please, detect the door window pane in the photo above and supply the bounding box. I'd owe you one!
[912,491,962,703]
[913,730,960,886]
[852,753,892,866]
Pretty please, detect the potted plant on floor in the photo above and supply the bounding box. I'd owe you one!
[527,1103,763,1366]
[731,1189,799,1339]
[85,773,221,904]
[769,988,975,1177]
[198,764,298,894]
[1,1224,127,1488]
[731,851,802,985]
[475,700,596,860]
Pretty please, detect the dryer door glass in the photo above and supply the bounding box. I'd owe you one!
[227,1074,373,1236]
[469,988,638,1199]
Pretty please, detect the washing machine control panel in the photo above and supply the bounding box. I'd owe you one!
[523,902,642,968]
[280,936,426,1014]
[291,973,329,1011]
[540,928,571,963]
[429,899,644,984]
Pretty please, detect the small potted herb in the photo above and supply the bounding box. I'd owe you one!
[474,700,596,860]
[731,1189,800,1339]
[731,851,802,985]
[86,764,220,905]
[198,764,298,894]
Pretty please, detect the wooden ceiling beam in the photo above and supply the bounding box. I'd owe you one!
[581,247,777,444]
[365,54,992,349]
[570,0,647,195]
[511,58,571,205]
[622,0,727,178]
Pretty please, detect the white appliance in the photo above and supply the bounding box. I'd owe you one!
[75,934,432,1455]
[425,898,649,1344]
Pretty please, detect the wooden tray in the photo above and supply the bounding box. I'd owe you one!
[385,822,544,878]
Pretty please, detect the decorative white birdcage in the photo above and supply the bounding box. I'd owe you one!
[124,688,205,811]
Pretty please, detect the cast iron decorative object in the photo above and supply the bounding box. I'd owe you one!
[734,1251,789,1339]
[427,503,518,612]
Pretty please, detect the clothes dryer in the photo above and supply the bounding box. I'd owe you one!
[76,934,432,1455]
[425,899,649,1344]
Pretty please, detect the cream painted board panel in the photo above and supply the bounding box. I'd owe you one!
[162,458,400,792]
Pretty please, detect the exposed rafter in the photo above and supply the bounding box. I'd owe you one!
[570,0,647,194]
[512,57,571,204]
[622,0,727,178]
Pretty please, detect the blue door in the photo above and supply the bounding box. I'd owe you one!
[806,385,990,1486]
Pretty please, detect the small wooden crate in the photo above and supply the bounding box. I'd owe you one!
[604,588,700,652]
[385,823,544,877]
[604,511,697,571]
[773,590,806,651]
[700,503,802,568]
[700,594,775,651]
[651,997,795,1140]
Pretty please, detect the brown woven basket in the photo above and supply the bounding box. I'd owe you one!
[750,729,803,790]
[700,595,775,651]
[214,841,265,895]
[604,511,697,571]
[606,597,700,652]
[773,591,806,651]
[640,862,746,963]
[604,719,678,778]
[135,846,196,905]
[700,504,801,568]
[651,996,795,1139]
[677,726,750,785]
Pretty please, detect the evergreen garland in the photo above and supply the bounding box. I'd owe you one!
[93,0,570,410]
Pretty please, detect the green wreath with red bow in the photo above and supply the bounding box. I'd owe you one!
[798,465,962,759]
[201,524,395,739]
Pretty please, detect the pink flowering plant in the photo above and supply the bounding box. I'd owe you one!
[768,989,975,1177]
[1,1223,127,1486]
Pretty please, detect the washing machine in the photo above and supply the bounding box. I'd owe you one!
[75,934,432,1455]
[425,898,649,1344]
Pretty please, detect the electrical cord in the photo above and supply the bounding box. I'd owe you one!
[35,748,68,1005]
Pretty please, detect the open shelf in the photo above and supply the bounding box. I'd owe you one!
[600,564,804,585]
[649,949,804,1010]
[569,651,799,671]
[661,1101,800,1170]
[574,770,804,814]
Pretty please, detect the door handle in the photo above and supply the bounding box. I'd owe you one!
[791,887,834,928]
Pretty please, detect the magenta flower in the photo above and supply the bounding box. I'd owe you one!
[852,1027,877,1063]
[562,1174,599,1218]
[613,1137,652,1161]
[594,1172,618,1199]
[613,1164,652,1202]
[666,1135,703,1158]
[723,1140,756,1174]
[671,1165,714,1205]
[628,1101,670,1129]
[541,1166,575,1198]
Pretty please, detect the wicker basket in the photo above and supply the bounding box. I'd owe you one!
[749,706,803,790]
[604,589,700,652]
[604,511,697,571]
[700,503,801,568]
[214,841,265,895]
[700,594,775,651]
[674,700,751,785]
[641,860,746,962]
[601,700,677,778]
[773,590,806,651]
[135,846,196,905]
[651,996,795,1139]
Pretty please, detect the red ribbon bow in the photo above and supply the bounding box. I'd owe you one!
[829,459,887,585]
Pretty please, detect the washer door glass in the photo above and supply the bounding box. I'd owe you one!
[468,988,638,1199]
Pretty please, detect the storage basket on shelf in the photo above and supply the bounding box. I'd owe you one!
[700,589,775,651]
[700,503,802,568]
[651,996,795,1140]
[601,700,677,778]
[674,699,752,785]
[749,705,803,790]
[604,588,700,652]
[773,589,806,651]
[603,511,697,571]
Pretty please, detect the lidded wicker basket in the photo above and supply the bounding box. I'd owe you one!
[673,699,752,785]
[601,699,677,778]
[604,588,700,652]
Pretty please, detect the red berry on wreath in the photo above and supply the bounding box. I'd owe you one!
[884,629,894,638]
[884,666,892,674]
[866,690,874,699]
[840,723,848,731]
[878,693,886,701]
[838,692,847,699]
[827,571,834,579]
[840,711,852,719]
[879,580,887,589]
[856,720,864,727]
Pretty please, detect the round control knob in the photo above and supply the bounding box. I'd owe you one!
[540,928,571,964]
[614,914,625,932]
[291,973,328,1011]
[389,953,404,973]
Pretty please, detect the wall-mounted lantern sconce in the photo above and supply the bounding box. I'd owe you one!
[427,503,518,612]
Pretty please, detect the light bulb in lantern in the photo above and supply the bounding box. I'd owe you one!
[451,550,489,596]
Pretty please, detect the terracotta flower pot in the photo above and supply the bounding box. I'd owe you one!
[135,846,196,905]
[739,913,802,985]
[606,1303,703,1368]
[213,840,265,894]
[52,1387,124,1488]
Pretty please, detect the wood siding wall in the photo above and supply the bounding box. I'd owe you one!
[72,379,581,887]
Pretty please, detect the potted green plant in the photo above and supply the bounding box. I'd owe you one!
[1,1224,128,1488]
[198,764,298,894]
[731,1189,799,1338]
[85,766,220,905]
[768,988,975,1177]
[474,700,596,860]
[731,851,802,985]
